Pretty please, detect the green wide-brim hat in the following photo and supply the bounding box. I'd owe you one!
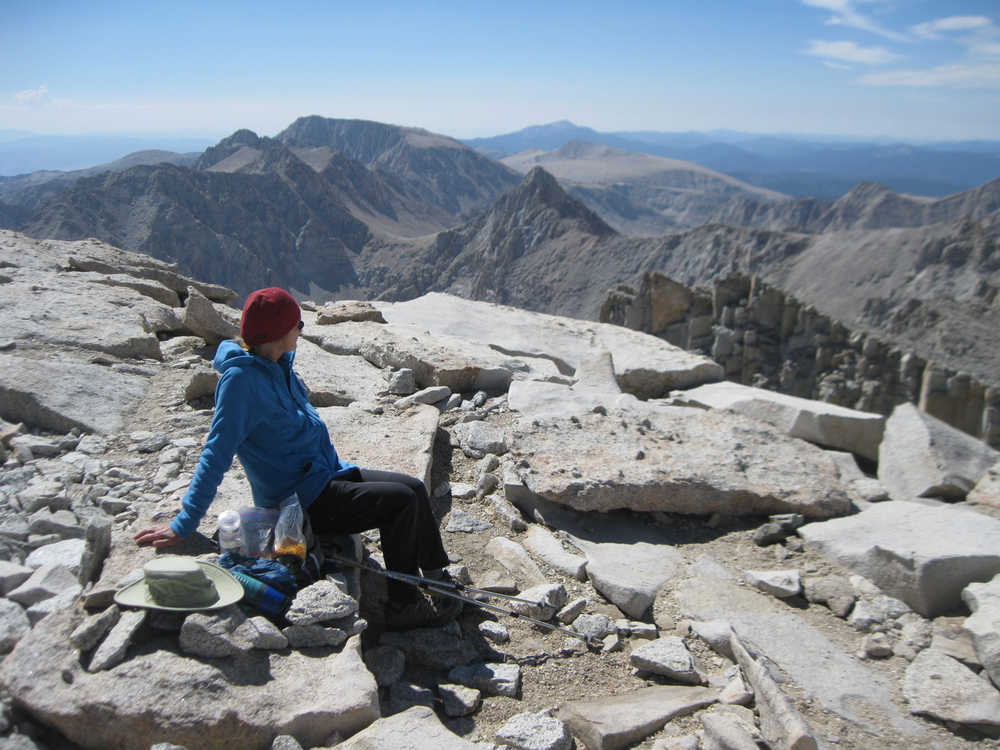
[114,556,244,612]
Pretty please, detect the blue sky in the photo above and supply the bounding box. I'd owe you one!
[2,0,998,142]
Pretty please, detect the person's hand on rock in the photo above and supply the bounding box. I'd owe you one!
[134,525,181,548]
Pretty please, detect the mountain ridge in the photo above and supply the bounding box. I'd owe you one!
[467,121,1000,199]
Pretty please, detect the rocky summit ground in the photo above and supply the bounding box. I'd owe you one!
[1,230,1000,750]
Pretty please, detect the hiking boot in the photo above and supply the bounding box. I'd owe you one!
[384,592,461,630]
[428,588,463,623]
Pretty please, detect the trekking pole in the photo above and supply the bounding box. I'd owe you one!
[325,551,554,608]
[326,552,593,644]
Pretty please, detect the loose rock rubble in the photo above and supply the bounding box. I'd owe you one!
[0,230,999,749]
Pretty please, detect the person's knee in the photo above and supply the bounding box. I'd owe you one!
[381,484,418,515]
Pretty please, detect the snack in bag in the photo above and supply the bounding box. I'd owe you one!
[273,494,307,560]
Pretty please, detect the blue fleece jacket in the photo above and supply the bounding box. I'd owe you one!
[170,340,357,537]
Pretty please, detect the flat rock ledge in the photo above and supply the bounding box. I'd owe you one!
[509,410,850,518]
[0,607,379,750]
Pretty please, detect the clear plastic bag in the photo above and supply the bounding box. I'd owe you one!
[273,494,307,560]
[238,507,278,558]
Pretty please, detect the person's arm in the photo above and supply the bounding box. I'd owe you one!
[136,368,261,544]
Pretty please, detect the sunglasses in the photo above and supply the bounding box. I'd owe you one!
[297,320,304,331]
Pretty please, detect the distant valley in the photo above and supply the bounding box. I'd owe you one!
[0,115,998,387]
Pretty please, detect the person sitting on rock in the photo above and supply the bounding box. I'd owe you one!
[135,286,459,629]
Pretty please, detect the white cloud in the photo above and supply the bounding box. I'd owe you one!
[806,40,900,64]
[14,85,50,106]
[800,0,907,41]
[970,40,1000,57]
[911,16,993,39]
[859,63,1000,88]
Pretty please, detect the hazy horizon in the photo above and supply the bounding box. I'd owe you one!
[3,1,999,143]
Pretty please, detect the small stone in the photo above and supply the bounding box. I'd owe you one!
[477,473,499,495]
[803,575,856,618]
[439,683,482,717]
[281,624,347,649]
[629,636,704,684]
[7,564,79,606]
[602,632,624,653]
[0,560,33,595]
[557,597,588,624]
[496,709,572,750]
[557,637,587,657]
[88,609,146,672]
[508,583,567,621]
[446,509,493,534]
[744,569,801,598]
[630,622,659,640]
[285,580,358,625]
[860,632,894,659]
[179,608,250,658]
[386,368,416,396]
[234,615,288,650]
[69,606,121,651]
[449,482,477,500]
[571,613,615,642]
[448,662,521,698]
[271,735,305,750]
[478,620,510,644]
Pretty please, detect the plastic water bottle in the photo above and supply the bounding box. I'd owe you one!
[217,510,243,554]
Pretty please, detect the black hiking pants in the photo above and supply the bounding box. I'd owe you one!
[306,468,449,603]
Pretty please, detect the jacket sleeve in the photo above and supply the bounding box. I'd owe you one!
[170,368,262,537]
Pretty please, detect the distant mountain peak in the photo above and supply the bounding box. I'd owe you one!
[523,165,562,193]
[195,129,265,170]
[484,166,615,238]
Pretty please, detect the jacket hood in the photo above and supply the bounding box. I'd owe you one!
[213,339,297,373]
[213,340,254,373]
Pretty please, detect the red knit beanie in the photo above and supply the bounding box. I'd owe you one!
[240,287,300,345]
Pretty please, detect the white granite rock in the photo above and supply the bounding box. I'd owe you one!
[878,403,1000,501]
[485,537,547,588]
[439,684,481,718]
[558,685,717,750]
[508,410,850,519]
[7,564,79,606]
[448,662,521,698]
[629,637,703,684]
[799,501,1000,616]
[961,574,1000,688]
[496,709,571,750]
[744,569,802,599]
[522,526,587,581]
[0,599,30,653]
[335,705,482,749]
[376,293,723,399]
[903,649,1000,729]
[285,580,359,626]
[674,381,885,461]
